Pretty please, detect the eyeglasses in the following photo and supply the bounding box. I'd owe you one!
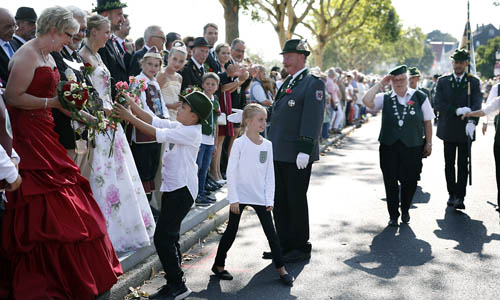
[63,32,73,39]
[152,35,166,42]
[2,23,18,31]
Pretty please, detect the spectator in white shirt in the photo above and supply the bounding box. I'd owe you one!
[249,65,272,107]
[113,91,213,299]
[211,104,294,286]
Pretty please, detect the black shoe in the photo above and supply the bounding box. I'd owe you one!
[205,183,217,192]
[280,273,294,286]
[401,212,410,224]
[149,283,172,299]
[388,219,399,227]
[447,195,456,206]
[282,250,310,263]
[262,251,273,260]
[207,194,216,203]
[159,282,191,300]
[211,265,233,280]
[195,197,210,207]
[454,198,465,210]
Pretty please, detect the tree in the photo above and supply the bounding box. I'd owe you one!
[476,36,500,78]
[219,0,243,43]
[426,30,458,43]
[304,0,399,69]
[241,0,315,48]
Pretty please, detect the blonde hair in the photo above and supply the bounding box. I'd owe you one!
[37,6,79,37]
[86,14,110,34]
[239,103,267,137]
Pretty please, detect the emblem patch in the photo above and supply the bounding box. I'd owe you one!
[168,143,175,151]
[315,90,324,101]
[288,100,296,107]
[259,151,267,163]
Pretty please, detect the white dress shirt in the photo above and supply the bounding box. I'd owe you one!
[226,134,275,207]
[152,117,202,200]
[372,87,436,121]
[485,84,499,123]
[482,91,500,117]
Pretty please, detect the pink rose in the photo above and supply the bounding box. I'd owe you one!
[106,184,120,206]
[123,82,129,90]
[142,210,151,228]
[115,82,123,90]
[129,76,136,84]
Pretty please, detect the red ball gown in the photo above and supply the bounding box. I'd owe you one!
[0,66,123,299]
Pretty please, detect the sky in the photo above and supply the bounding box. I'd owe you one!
[3,0,499,63]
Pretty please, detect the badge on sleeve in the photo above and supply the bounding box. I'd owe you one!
[315,90,324,101]
[259,151,267,163]
[288,99,296,107]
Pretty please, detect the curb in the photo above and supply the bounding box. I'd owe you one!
[319,124,357,153]
[96,208,230,300]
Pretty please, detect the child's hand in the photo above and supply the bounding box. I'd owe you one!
[118,92,135,106]
[10,157,18,170]
[112,103,133,121]
[6,175,22,192]
[230,203,240,214]
[266,206,273,212]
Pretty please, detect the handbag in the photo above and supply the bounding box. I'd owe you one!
[217,112,227,125]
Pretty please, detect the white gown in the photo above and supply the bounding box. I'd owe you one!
[89,62,155,252]
[161,79,181,121]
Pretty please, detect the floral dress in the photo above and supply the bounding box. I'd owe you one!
[89,63,155,252]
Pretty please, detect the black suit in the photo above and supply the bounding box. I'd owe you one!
[98,38,128,99]
[128,47,148,76]
[0,40,19,86]
[50,47,96,149]
[10,36,24,51]
[205,50,221,73]
[434,73,482,199]
[179,58,204,91]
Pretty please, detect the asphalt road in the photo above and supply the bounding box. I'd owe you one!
[139,115,500,300]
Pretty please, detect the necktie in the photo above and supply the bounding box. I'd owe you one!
[71,51,81,63]
[4,42,14,59]
[122,41,126,54]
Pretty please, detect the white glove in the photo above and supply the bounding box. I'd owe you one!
[456,107,472,116]
[465,122,476,139]
[296,152,310,170]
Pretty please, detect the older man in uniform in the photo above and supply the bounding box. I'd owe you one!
[265,39,325,262]
[434,49,481,210]
[363,65,435,226]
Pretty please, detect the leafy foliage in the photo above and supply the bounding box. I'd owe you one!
[476,36,500,78]
[426,30,458,43]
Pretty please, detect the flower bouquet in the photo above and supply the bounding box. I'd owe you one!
[57,80,90,122]
[107,76,146,156]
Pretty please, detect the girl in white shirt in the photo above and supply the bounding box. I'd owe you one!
[211,104,294,286]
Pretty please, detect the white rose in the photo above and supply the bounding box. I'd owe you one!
[63,91,72,97]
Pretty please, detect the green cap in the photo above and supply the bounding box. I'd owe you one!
[93,0,128,13]
[280,39,310,57]
[179,91,213,123]
[389,65,407,76]
[408,67,421,77]
[450,48,470,61]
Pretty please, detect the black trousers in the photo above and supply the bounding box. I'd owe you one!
[443,141,469,199]
[215,204,284,269]
[273,161,312,253]
[379,141,421,220]
[494,141,500,207]
[154,187,193,284]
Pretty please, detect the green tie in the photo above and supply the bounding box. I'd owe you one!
[276,76,293,100]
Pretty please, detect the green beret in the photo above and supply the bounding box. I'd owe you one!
[408,67,421,77]
[280,39,310,57]
[389,65,407,76]
[450,49,470,61]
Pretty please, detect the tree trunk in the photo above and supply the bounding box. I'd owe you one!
[314,39,326,69]
[220,0,240,44]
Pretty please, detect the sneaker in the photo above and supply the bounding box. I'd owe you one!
[207,194,217,203]
[163,282,192,300]
[148,283,172,299]
[195,197,210,207]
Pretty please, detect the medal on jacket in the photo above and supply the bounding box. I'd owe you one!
[288,99,295,107]
[392,95,407,127]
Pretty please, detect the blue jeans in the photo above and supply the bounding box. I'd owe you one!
[196,143,215,198]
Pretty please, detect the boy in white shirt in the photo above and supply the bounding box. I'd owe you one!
[113,91,213,300]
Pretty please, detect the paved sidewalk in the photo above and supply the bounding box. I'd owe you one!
[96,122,361,300]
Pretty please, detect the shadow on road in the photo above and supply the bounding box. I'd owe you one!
[190,262,304,300]
[344,224,433,279]
[411,185,431,206]
[434,207,500,257]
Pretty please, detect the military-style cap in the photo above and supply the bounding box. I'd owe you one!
[280,39,310,57]
[93,0,128,13]
[408,67,421,77]
[389,65,407,76]
[15,7,37,23]
[179,91,213,123]
[192,37,210,48]
[450,48,470,61]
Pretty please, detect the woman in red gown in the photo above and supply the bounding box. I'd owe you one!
[0,7,122,299]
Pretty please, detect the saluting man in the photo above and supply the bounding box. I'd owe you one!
[363,65,435,226]
[266,39,325,262]
[434,49,481,210]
